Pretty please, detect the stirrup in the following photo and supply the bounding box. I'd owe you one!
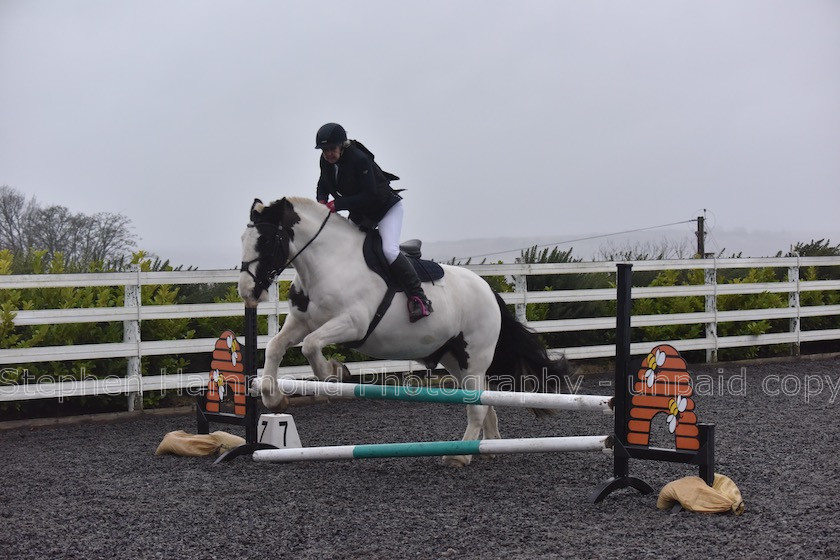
[407,295,433,323]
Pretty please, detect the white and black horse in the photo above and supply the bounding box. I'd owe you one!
[239,197,566,466]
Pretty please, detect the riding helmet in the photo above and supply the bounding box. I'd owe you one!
[315,123,347,149]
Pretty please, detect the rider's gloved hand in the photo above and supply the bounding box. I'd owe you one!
[325,200,337,213]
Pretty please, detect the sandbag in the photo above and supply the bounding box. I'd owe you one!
[155,430,245,457]
[657,473,744,515]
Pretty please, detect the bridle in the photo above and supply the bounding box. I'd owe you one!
[240,212,331,296]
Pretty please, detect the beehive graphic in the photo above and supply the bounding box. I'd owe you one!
[204,330,247,416]
[627,344,700,450]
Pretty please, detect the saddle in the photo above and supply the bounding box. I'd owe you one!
[363,230,444,288]
[346,231,444,349]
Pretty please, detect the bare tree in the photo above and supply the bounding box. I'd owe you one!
[76,212,136,265]
[30,204,75,259]
[0,185,137,269]
[0,186,38,255]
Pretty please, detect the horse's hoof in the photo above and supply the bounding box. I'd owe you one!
[442,455,471,468]
[261,389,290,413]
[249,376,264,397]
[328,359,352,382]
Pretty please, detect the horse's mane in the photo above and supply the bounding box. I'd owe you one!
[284,196,361,236]
[285,196,321,208]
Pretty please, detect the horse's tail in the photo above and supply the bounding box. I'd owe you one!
[486,292,569,418]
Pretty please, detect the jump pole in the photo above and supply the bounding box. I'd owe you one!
[271,378,614,413]
[254,435,612,463]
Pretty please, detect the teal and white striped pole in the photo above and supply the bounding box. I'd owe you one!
[274,378,613,413]
[253,435,612,463]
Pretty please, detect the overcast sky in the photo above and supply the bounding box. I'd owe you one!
[1,0,838,268]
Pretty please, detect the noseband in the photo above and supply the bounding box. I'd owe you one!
[240,212,331,295]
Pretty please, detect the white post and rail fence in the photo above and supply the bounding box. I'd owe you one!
[1,257,839,411]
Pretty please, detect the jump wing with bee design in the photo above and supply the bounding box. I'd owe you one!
[627,344,700,451]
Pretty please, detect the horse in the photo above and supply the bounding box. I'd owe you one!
[238,197,567,467]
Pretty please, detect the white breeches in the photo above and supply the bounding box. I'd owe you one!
[378,200,404,264]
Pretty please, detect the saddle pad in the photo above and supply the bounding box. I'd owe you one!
[363,230,445,287]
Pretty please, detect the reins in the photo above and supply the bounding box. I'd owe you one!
[241,211,331,290]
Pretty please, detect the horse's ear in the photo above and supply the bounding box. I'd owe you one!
[250,198,265,220]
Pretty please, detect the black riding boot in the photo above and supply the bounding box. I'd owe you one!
[389,253,433,322]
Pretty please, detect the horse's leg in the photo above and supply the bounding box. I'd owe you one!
[300,315,360,381]
[254,314,309,412]
[438,355,494,468]
[467,405,501,461]
[482,405,501,440]
[448,403,493,468]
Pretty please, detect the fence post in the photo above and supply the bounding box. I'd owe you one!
[789,255,801,357]
[704,261,718,363]
[125,264,142,411]
[513,258,527,323]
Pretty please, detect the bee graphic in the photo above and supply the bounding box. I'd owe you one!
[227,335,239,367]
[212,369,227,401]
[666,394,687,433]
[644,348,667,388]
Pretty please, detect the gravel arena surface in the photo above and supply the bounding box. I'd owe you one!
[2,357,840,560]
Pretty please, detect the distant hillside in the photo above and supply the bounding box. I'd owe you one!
[158,227,840,269]
[420,228,840,263]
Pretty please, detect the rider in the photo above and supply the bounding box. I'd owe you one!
[315,122,433,323]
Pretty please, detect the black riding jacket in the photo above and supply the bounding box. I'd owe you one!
[316,141,401,227]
